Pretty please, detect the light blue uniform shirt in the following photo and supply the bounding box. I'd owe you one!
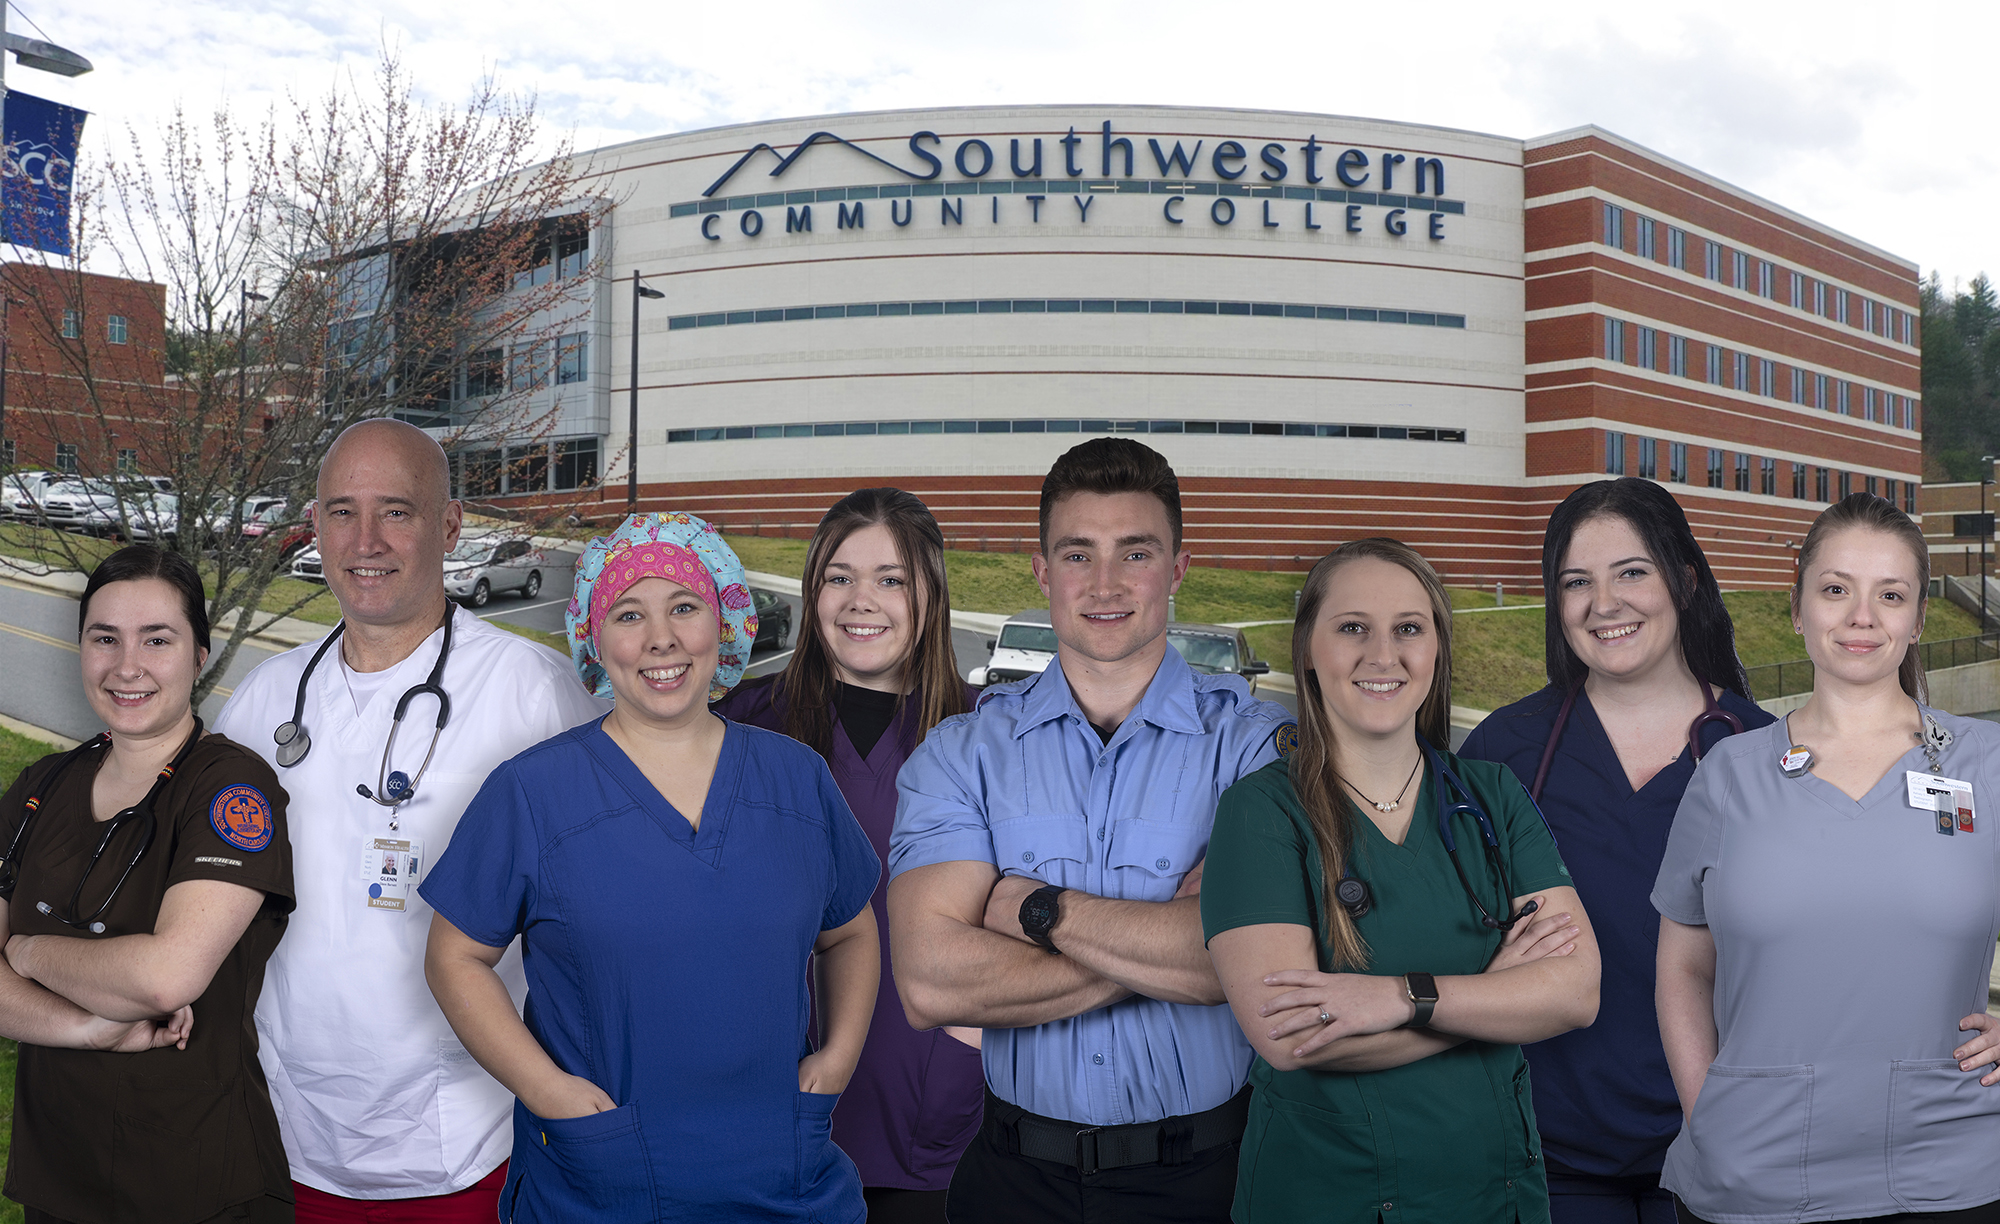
[890,646,1295,1127]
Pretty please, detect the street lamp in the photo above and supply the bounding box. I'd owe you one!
[628,269,664,511]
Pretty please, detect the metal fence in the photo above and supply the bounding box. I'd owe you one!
[1745,633,2000,702]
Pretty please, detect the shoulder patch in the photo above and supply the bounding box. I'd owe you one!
[210,785,274,852]
[1274,723,1300,759]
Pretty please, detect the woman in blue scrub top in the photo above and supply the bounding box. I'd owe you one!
[421,512,881,1224]
[1463,479,1772,1224]
[712,488,981,1224]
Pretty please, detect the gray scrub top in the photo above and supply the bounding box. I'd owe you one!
[1652,709,2000,1224]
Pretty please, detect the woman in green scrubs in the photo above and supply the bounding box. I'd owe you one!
[1202,538,1603,1224]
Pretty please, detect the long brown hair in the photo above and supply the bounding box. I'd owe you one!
[1289,538,1454,969]
[778,488,968,758]
[1790,492,1930,703]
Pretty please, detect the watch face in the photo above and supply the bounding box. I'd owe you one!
[1024,894,1055,933]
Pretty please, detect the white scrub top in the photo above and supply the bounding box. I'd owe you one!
[1653,708,2000,1223]
[213,604,609,1199]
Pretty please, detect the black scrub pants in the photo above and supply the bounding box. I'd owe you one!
[943,1104,1238,1224]
[27,1194,295,1224]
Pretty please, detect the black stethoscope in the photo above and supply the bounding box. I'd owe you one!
[273,614,454,824]
[1527,681,1743,801]
[1,719,204,934]
[1336,740,1539,932]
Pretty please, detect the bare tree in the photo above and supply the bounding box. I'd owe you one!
[0,51,611,702]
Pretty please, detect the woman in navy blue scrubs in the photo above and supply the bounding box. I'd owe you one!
[1461,479,1772,1224]
[421,512,881,1223]
[712,489,981,1224]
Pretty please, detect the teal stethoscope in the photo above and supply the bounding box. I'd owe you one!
[272,615,454,825]
[1336,741,1541,931]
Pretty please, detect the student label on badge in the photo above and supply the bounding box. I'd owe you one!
[359,837,424,911]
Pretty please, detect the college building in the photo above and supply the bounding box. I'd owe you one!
[426,105,1925,590]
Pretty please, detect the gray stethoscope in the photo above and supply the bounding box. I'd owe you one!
[273,615,454,827]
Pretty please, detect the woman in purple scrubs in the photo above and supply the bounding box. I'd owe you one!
[714,488,980,1224]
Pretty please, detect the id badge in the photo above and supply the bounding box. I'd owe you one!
[359,836,425,911]
[1907,771,1972,812]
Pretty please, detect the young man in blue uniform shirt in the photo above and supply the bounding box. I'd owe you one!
[888,439,1295,1224]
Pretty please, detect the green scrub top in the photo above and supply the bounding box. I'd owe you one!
[1201,754,1573,1224]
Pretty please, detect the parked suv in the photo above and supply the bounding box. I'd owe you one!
[0,471,61,521]
[444,534,545,607]
[35,480,122,533]
[968,609,1270,694]
[966,610,1059,687]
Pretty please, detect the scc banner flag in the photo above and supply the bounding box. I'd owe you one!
[2,90,86,255]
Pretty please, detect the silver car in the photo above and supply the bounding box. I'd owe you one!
[35,480,121,533]
[444,535,546,607]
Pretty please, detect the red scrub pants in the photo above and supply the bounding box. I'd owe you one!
[292,1163,506,1224]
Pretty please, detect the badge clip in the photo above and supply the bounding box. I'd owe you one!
[1780,745,1812,778]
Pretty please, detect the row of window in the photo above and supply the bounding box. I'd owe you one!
[453,334,590,402]
[1604,430,1916,512]
[665,418,1467,444]
[1604,318,1915,430]
[451,437,600,497]
[666,297,1468,332]
[671,178,1468,217]
[59,310,129,345]
[1603,203,1913,344]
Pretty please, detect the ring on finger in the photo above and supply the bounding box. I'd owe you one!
[1319,1010,1332,1026]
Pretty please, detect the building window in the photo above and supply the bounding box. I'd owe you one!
[1669,335,1688,378]
[1835,289,1849,324]
[1604,317,1626,363]
[1839,471,1852,498]
[1639,437,1658,480]
[107,315,129,345]
[555,332,589,384]
[1605,431,1626,475]
[1762,456,1776,496]
[457,449,501,498]
[1906,482,1918,514]
[116,448,138,474]
[1815,466,1830,502]
[553,438,599,490]
[1791,367,1806,404]
[1735,453,1751,493]
[1707,344,1724,385]
[1669,441,1687,483]
[1865,475,1878,497]
[1902,312,1914,344]
[1816,373,1829,410]
[1758,261,1774,298]
[557,230,590,280]
[1603,202,1624,250]
[60,309,79,339]
[1636,216,1655,260]
[1759,359,1776,398]
[1813,281,1826,316]
[1790,272,1804,309]
[1636,326,1656,370]
[510,341,547,392]
[504,444,549,494]
[1838,381,1851,415]
[1667,227,1687,270]
[458,348,505,400]
[1707,448,1724,488]
[1793,463,1807,499]
[1861,299,1874,334]
[55,443,77,473]
[1706,241,1723,281]
[1732,250,1749,290]
[1731,352,1748,390]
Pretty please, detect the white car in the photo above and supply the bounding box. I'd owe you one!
[290,546,325,583]
[0,470,61,521]
[969,609,1270,694]
[35,480,121,533]
[444,534,546,607]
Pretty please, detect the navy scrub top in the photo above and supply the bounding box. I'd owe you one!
[420,714,881,1224]
[1461,685,1772,1179]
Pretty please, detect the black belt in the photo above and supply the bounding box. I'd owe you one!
[988,1085,1251,1176]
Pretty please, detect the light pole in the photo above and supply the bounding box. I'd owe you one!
[238,282,269,409]
[628,269,663,511]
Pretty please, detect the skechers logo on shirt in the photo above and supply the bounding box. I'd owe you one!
[194,855,244,867]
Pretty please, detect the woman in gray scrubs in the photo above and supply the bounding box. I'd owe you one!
[1654,493,2000,1224]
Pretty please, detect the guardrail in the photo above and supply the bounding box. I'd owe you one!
[1745,633,2000,701]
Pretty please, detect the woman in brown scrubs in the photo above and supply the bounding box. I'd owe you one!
[0,546,296,1224]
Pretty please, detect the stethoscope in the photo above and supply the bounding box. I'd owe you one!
[273,614,454,826]
[1527,681,1743,802]
[1,718,204,934]
[1335,741,1539,932]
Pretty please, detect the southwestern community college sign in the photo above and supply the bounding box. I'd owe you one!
[675,121,1465,245]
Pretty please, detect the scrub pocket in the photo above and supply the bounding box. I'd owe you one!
[795,1090,847,1199]
[990,817,1091,887]
[1238,1092,1387,1224]
[1108,820,1208,903]
[1887,1058,2000,1210]
[111,1075,235,1224]
[1685,1063,1813,1218]
[511,1102,657,1223]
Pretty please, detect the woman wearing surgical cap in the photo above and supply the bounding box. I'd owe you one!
[421,512,881,1223]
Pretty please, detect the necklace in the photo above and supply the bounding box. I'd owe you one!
[1341,757,1424,813]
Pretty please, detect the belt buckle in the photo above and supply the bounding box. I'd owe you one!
[1074,1125,1103,1176]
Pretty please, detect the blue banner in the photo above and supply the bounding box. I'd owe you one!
[3,90,86,255]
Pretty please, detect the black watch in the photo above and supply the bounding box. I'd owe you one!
[1403,972,1438,1028]
[1019,885,1066,954]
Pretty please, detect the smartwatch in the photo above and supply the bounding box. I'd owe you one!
[1403,972,1438,1029]
[1019,885,1066,954]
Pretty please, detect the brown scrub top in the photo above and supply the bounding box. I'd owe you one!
[0,734,296,1224]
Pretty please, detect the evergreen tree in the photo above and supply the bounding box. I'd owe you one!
[1924,273,2000,481]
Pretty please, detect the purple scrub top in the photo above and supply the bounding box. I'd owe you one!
[715,677,986,1192]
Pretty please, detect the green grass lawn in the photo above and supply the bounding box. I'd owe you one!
[1,726,47,1224]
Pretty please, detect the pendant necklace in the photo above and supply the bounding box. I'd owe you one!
[1342,757,1424,813]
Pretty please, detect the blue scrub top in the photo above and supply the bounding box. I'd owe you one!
[420,714,881,1223]
[1461,685,1772,1179]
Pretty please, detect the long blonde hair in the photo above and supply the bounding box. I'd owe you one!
[1289,538,1454,969]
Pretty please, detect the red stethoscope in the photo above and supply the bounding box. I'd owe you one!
[1528,683,1744,801]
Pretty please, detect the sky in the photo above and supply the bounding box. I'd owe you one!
[16,0,1996,291]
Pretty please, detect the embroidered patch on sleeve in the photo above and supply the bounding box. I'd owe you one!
[210,785,275,852]
[1274,723,1300,759]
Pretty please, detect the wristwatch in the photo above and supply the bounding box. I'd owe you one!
[1019,885,1066,954]
[1403,972,1438,1029]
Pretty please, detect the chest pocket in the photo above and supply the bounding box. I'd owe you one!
[991,817,1092,889]
[1108,820,1207,902]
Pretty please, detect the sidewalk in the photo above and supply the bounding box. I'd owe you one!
[1,554,328,649]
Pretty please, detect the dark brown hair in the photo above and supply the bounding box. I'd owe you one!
[1038,438,1183,550]
[777,488,968,758]
[80,545,211,655]
[1790,492,1930,702]
[1289,538,1453,969]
